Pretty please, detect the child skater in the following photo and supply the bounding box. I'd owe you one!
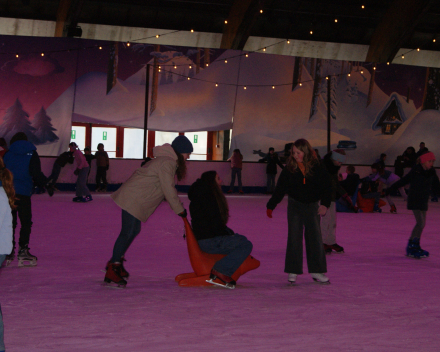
[95,143,109,192]
[370,163,407,213]
[69,142,92,202]
[188,170,253,289]
[0,156,15,352]
[267,139,332,284]
[104,135,193,287]
[385,152,440,258]
[227,149,244,194]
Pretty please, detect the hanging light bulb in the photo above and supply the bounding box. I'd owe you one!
[373,66,376,70]
[433,39,436,43]
[215,83,218,87]
[159,66,161,69]
[191,29,194,33]
[41,53,44,56]
[287,39,290,44]
[272,86,275,89]
[245,53,249,57]
[402,55,405,59]
[225,20,228,24]
[310,30,313,35]
[206,63,209,67]
[225,59,227,63]
[335,19,338,23]
[348,73,351,77]
[244,86,247,90]
[174,65,177,69]
[260,9,263,13]
[326,76,329,80]
[127,41,131,47]
[361,70,364,74]
[189,65,192,69]
[99,46,102,50]
[187,77,190,80]
[15,54,19,58]
[387,62,390,65]
[299,82,302,86]
[263,47,266,51]
[156,34,160,38]
[417,48,420,51]
[361,5,365,9]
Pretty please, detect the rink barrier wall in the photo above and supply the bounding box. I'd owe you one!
[39,157,440,194]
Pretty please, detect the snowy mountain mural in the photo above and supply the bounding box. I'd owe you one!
[0,35,438,161]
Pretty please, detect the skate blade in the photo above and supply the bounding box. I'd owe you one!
[205,278,235,289]
[312,278,330,285]
[288,281,296,285]
[102,281,126,289]
[18,260,37,267]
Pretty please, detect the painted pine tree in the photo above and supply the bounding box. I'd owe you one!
[32,106,59,144]
[422,67,440,110]
[0,98,38,144]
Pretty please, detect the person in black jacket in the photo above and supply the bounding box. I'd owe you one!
[188,170,253,288]
[386,151,440,259]
[257,147,284,194]
[266,139,332,285]
[46,150,74,187]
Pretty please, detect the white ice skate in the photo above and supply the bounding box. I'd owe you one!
[17,246,37,268]
[206,277,235,289]
[288,273,297,284]
[310,273,330,284]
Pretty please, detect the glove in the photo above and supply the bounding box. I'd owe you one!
[178,209,187,218]
[74,168,80,176]
[266,209,273,218]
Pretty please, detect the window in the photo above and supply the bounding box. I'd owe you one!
[155,131,178,146]
[185,131,208,160]
[123,128,145,159]
[70,126,86,150]
[91,126,117,158]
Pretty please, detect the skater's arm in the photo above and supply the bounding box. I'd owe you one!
[159,160,185,215]
[386,168,413,194]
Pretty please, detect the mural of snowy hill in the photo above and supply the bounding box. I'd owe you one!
[230,55,422,163]
[48,51,238,132]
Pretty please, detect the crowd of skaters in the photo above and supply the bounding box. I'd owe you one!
[0,132,439,351]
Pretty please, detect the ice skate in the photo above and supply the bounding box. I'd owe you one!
[329,243,344,253]
[17,246,37,267]
[288,273,297,284]
[373,203,382,213]
[3,251,15,267]
[81,195,93,202]
[323,244,332,254]
[105,256,129,279]
[406,238,429,259]
[206,269,236,289]
[310,273,330,284]
[104,262,127,287]
[390,205,397,213]
[72,196,82,202]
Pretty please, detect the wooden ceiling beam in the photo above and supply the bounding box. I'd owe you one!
[220,0,268,50]
[54,0,84,37]
[366,0,434,63]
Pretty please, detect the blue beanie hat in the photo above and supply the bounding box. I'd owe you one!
[171,135,193,154]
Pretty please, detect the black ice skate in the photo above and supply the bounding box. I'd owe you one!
[17,246,37,267]
[406,238,429,259]
[206,269,236,289]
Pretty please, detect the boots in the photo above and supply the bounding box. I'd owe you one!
[104,262,127,287]
[105,256,129,279]
[390,205,397,213]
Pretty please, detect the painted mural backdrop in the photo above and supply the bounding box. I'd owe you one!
[0,35,439,164]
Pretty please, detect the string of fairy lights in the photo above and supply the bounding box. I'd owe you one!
[1,2,437,90]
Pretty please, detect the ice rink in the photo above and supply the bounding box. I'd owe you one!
[1,192,440,351]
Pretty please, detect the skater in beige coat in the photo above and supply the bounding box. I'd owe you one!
[104,136,193,287]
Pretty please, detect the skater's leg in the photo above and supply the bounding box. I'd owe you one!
[95,167,102,190]
[111,210,142,263]
[410,210,426,239]
[0,255,5,267]
[16,195,32,249]
[304,202,327,274]
[237,169,242,191]
[198,234,253,277]
[229,168,237,191]
[75,167,91,197]
[266,174,271,193]
[320,201,336,245]
[284,197,305,274]
[398,187,408,201]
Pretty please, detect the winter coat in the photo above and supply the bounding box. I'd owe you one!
[3,140,47,196]
[73,149,89,169]
[111,144,184,222]
[188,178,233,241]
[228,153,243,169]
[370,170,400,187]
[0,185,13,255]
[95,151,109,167]
[259,152,284,174]
[267,162,332,210]
[386,164,440,211]
[322,152,348,201]
[340,173,360,197]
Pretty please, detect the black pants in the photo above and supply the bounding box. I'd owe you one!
[12,194,33,249]
[285,197,327,274]
[96,166,108,187]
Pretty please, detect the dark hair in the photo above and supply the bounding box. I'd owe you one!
[0,138,7,148]
[84,147,91,152]
[346,165,355,173]
[380,153,387,159]
[233,149,241,154]
[97,143,104,149]
[175,151,187,181]
[201,171,229,225]
[10,132,28,145]
[269,147,274,152]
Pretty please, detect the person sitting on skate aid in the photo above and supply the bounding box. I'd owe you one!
[187,171,254,289]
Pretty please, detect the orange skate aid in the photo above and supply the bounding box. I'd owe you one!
[175,218,260,287]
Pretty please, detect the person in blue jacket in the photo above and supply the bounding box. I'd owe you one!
[3,132,53,267]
